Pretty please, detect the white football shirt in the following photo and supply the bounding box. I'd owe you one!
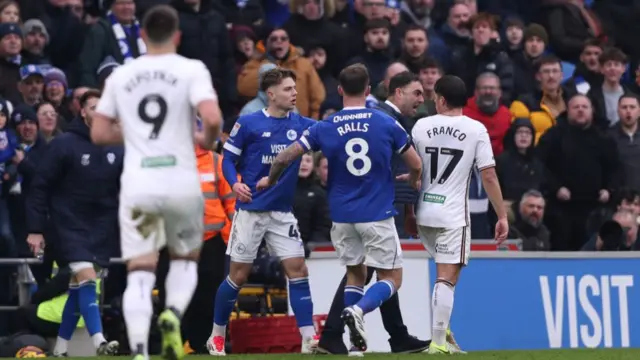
[96,53,217,196]
[412,114,495,228]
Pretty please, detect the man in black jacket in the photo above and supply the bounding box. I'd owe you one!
[318,71,429,355]
[25,90,122,357]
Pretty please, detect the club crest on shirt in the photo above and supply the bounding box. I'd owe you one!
[286,129,297,141]
[107,152,115,164]
[230,123,241,137]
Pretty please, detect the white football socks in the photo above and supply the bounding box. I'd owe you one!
[431,281,455,345]
[53,337,68,355]
[123,271,156,356]
[165,259,198,316]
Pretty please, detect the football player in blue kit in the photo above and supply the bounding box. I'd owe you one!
[258,64,423,352]
[208,67,319,356]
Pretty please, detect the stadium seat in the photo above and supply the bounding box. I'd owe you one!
[561,61,576,83]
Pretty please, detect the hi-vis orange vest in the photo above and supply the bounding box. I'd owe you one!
[196,146,236,243]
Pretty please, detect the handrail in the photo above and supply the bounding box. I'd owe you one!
[0,258,125,265]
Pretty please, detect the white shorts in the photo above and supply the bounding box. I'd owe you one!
[330,217,402,270]
[119,194,204,260]
[418,225,470,265]
[226,209,305,263]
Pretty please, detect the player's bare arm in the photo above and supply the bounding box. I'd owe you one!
[257,142,306,190]
[90,113,123,145]
[399,146,423,191]
[196,99,223,149]
[480,166,509,243]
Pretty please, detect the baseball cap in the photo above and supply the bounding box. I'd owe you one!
[11,104,38,126]
[19,64,45,81]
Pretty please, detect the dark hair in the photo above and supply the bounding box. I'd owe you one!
[142,5,179,44]
[534,54,562,73]
[619,93,640,105]
[364,18,390,33]
[599,47,628,65]
[418,57,443,73]
[79,89,101,108]
[338,64,370,96]
[403,24,426,38]
[468,12,497,31]
[388,71,419,95]
[434,75,467,108]
[583,38,604,51]
[260,68,297,93]
[35,101,55,114]
[616,188,639,206]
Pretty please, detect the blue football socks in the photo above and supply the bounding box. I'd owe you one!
[213,277,240,327]
[58,286,80,341]
[356,280,395,315]
[344,285,364,308]
[289,277,314,328]
[77,280,103,336]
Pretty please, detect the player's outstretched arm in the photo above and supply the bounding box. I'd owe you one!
[266,142,306,186]
[400,146,423,191]
[480,166,509,243]
[91,114,123,145]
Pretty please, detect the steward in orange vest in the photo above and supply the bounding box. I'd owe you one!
[195,145,236,243]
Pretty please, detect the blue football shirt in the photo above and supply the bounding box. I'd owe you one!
[298,106,410,223]
[223,109,315,212]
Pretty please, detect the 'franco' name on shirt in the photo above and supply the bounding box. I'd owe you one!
[425,125,467,141]
[332,111,372,136]
[262,144,288,164]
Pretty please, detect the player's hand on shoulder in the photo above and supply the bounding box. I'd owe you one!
[232,182,252,203]
[494,218,509,245]
[256,176,272,191]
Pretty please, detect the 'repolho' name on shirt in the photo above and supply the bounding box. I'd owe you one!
[123,70,178,93]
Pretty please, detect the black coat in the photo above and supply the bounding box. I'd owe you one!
[292,177,331,246]
[26,119,123,266]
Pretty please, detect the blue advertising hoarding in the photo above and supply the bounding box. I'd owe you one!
[429,258,639,350]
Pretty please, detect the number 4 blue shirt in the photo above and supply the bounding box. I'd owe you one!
[298,106,410,223]
[223,109,315,212]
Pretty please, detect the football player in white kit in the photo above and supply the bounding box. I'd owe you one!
[90,5,222,360]
[407,75,508,354]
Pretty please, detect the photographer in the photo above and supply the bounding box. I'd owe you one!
[582,210,640,251]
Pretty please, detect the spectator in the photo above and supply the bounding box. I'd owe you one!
[587,47,631,129]
[366,61,409,107]
[237,27,325,118]
[21,19,50,65]
[292,153,331,249]
[240,63,299,115]
[314,151,327,189]
[463,72,511,156]
[566,38,604,94]
[437,2,471,58]
[449,12,514,104]
[414,57,440,119]
[349,0,403,57]
[79,0,145,87]
[211,0,264,29]
[283,0,348,75]
[96,56,119,91]
[503,17,524,58]
[35,101,60,142]
[539,0,607,63]
[537,94,619,250]
[496,118,545,205]
[586,188,640,237]
[510,55,577,144]
[230,25,256,74]
[0,1,19,23]
[469,168,490,239]
[307,45,340,109]
[38,0,85,79]
[5,105,47,258]
[398,25,430,74]
[399,0,437,30]
[512,23,549,98]
[62,87,89,126]
[609,94,640,192]
[17,65,45,107]
[594,0,640,61]
[582,209,640,251]
[173,0,236,116]
[508,190,551,251]
[43,68,68,118]
[0,97,16,255]
[0,23,23,104]
[347,18,394,87]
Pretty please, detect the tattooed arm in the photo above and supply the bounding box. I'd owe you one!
[268,142,306,185]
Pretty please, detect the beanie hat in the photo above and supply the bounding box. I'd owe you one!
[0,98,13,123]
[44,67,68,89]
[11,104,38,127]
[524,24,549,45]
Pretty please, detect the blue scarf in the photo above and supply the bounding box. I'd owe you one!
[107,11,146,63]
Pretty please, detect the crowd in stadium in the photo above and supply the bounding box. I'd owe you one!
[0,0,638,355]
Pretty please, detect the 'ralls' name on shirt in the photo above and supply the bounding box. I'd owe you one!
[426,126,467,141]
[333,113,372,136]
[124,71,178,93]
[262,144,288,164]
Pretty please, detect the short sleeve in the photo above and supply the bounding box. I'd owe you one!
[391,119,410,154]
[96,75,118,119]
[189,61,218,107]
[222,116,247,159]
[298,122,321,152]
[475,127,496,170]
